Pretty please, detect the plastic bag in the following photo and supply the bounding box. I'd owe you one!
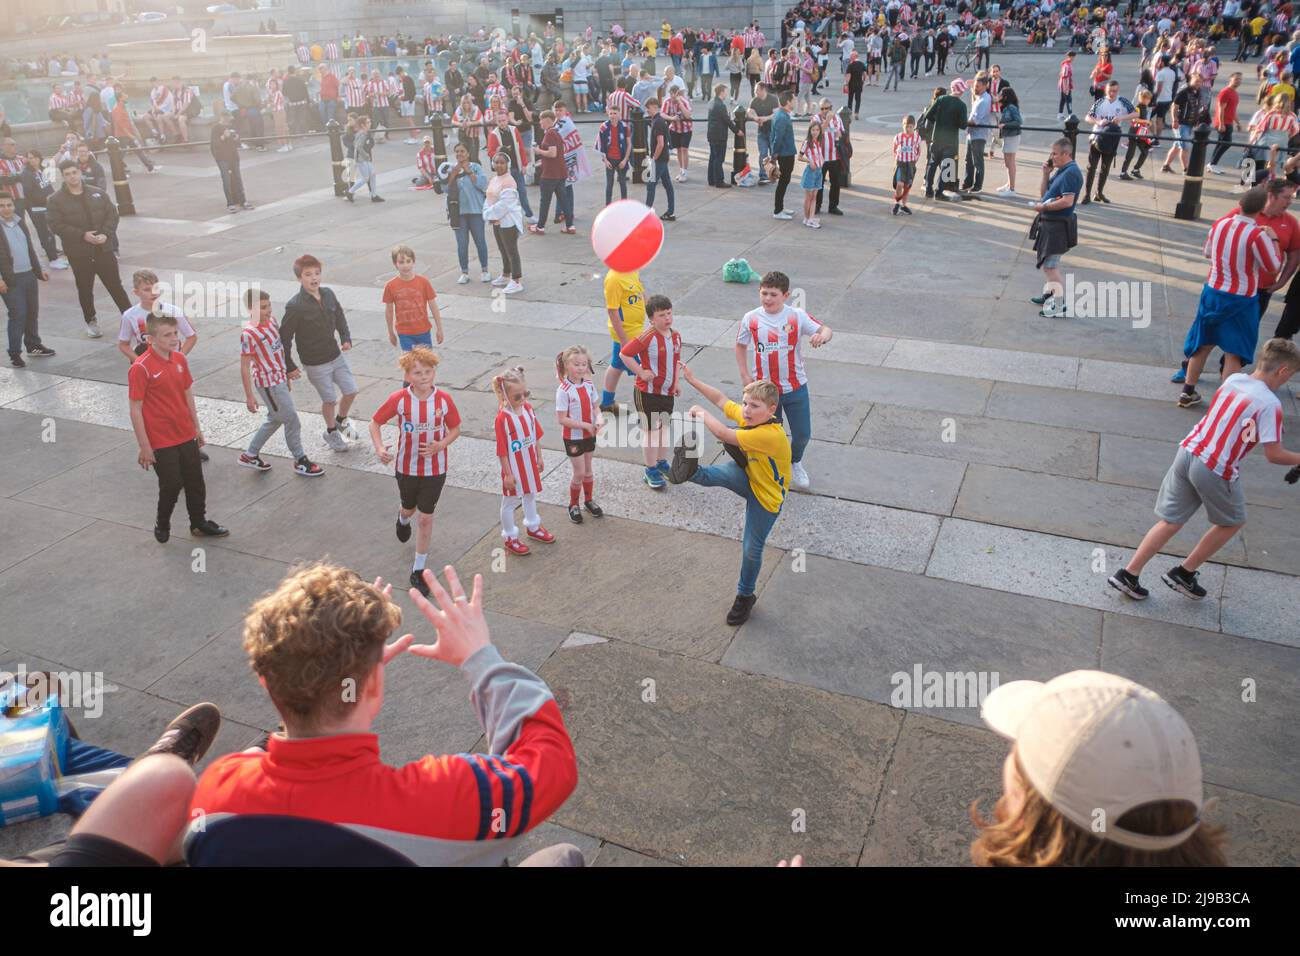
[723,258,758,283]
[0,675,71,827]
[735,164,758,187]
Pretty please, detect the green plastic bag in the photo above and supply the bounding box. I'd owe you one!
[723,258,757,284]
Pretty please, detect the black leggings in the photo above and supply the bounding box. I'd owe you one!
[847,87,862,114]
[493,223,522,280]
[1086,143,1116,196]
[1122,137,1150,173]
[774,154,796,212]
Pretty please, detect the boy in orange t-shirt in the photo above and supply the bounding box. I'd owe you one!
[382,244,444,352]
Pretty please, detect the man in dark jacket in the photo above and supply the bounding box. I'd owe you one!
[282,65,312,133]
[707,84,737,187]
[923,86,968,201]
[211,111,254,213]
[0,193,54,367]
[46,160,131,338]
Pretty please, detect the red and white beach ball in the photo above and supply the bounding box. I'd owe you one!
[591,200,664,273]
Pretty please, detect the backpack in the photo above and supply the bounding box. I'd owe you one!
[184,90,202,120]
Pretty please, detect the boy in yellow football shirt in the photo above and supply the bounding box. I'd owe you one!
[669,364,791,625]
[601,267,646,412]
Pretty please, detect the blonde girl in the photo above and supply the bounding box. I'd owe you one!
[493,366,552,554]
[554,346,604,523]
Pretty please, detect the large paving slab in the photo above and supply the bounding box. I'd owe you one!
[800,439,967,515]
[1099,614,1300,806]
[985,381,1208,441]
[722,555,1100,729]
[540,639,901,867]
[0,495,97,575]
[0,409,135,499]
[854,404,1100,479]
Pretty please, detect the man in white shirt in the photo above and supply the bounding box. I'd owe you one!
[1081,80,1137,205]
[975,25,992,72]
[839,33,856,73]
[1153,57,1177,135]
[963,73,992,192]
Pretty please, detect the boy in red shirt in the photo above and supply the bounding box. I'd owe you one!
[382,244,444,351]
[127,312,228,543]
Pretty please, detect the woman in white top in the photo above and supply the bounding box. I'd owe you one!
[483,151,525,294]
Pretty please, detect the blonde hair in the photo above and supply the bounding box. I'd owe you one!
[492,365,528,406]
[399,347,440,373]
[743,379,779,409]
[556,346,592,381]
[1258,337,1300,373]
[970,752,1227,867]
[242,562,401,729]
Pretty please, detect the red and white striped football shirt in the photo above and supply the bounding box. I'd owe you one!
[374,386,461,477]
[1059,59,1073,92]
[893,130,922,163]
[1203,214,1282,298]
[1180,373,1283,480]
[496,403,544,496]
[664,95,693,134]
[1251,108,1300,137]
[343,78,367,108]
[554,378,599,441]
[737,306,823,394]
[365,79,389,105]
[326,41,340,60]
[802,139,825,170]
[240,319,289,390]
[416,149,437,179]
[819,112,843,162]
[268,90,285,112]
[49,91,71,111]
[621,328,682,396]
[608,88,636,122]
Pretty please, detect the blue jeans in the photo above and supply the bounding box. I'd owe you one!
[772,383,811,464]
[538,178,573,226]
[510,165,534,217]
[645,159,674,214]
[2,270,42,355]
[756,124,771,180]
[398,331,433,350]
[453,213,488,272]
[688,461,782,597]
[707,140,727,185]
[605,162,629,203]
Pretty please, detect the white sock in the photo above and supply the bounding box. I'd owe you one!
[412,552,427,572]
[521,492,541,531]
[398,512,412,526]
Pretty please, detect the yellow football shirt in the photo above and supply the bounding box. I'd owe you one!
[724,400,791,514]
[604,270,646,342]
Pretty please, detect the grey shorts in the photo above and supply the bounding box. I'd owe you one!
[304,354,358,404]
[1154,446,1247,527]
[1041,254,1063,269]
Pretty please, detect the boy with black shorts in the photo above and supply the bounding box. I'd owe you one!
[369,347,461,596]
[1109,338,1300,601]
[620,294,682,489]
[668,367,790,625]
[127,311,228,543]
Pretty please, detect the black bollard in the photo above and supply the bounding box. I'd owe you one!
[429,113,448,195]
[631,106,647,185]
[1175,124,1212,221]
[104,137,135,216]
[731,105,748,184]
[838,105,853,187]
[1063,114,1079,160]
[326,119,346,197]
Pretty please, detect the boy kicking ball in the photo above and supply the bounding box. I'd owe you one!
[668,365,790,625]
[369,348,462,596]
[1109,338,1300,601]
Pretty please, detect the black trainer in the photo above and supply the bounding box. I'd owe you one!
[137,702,222,766]
[1162,565,1207,599]
[154,524,170,543]
[667,441,699,484]
[396,518,412,542]
[1107,568,1149,600]
[409,569,430,596]
[27,345,56,357]
[190,519,229,537]
[726,594,757,625]
[9,352,25,368]
[568,504,583,523]
[584,499,604,517]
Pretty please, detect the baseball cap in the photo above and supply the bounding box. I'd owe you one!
[981,670,1206,851]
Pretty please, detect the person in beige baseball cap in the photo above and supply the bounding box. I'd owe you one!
[971,670,1226,866]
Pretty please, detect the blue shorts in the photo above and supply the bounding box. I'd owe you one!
[1185,285,1260,364]
[398,331,433,350]
[611,340,632,373]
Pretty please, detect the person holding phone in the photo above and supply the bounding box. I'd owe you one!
[45,159,131,339]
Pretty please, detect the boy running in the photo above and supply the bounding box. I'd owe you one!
[238,289,324,478]
[1109,338,1300,601]
[734,270,833,490]
[668,365,790,625]
[369,348,462,596]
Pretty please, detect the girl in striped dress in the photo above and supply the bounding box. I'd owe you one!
[267,78,291,152]
[554,346,604,523]
[892,115,922,216]
[454,94,484,163]
[799,119,824,229]
[493,367,553,555]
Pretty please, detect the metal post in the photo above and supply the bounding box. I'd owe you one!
[631,105,646,185]
[838,105,853,187]
[104,137,135,216]
[1175,124,1212,221]
[326,119,346,196]
[429,112,448,194]
[731,104,748,184]
[1063,114,1079,161]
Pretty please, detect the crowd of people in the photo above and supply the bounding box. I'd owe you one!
[4,1,1300,871]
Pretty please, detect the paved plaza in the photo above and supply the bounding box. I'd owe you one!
[1,46,1297,865]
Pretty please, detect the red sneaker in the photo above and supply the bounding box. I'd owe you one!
[526,526,555,543]
[504,537,530,555]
